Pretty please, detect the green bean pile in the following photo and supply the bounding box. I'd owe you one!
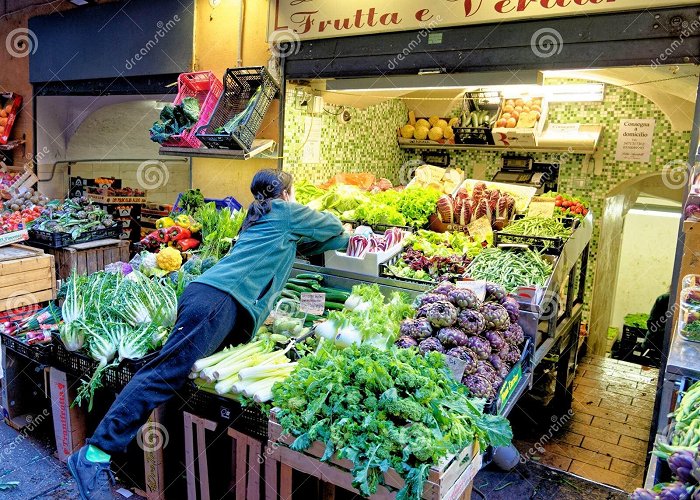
[466,247,553,292]
[503,217,571,238]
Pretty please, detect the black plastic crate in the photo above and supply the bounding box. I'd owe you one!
[454,90,501,146]
[196,66,279,152]
[28,222,123,249]
[494,217,579,254]
[184,382,268,441]
[1,332,53,364]
[102,352,158,391]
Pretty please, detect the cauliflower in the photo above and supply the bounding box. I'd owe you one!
[156,247,183,272]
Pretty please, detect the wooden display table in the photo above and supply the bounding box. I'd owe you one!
[266,412,481,500]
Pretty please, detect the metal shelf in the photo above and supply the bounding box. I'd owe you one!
[159,139,276,160]
[398,142,597,155]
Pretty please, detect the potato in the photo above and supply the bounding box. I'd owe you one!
[400,124,415,139]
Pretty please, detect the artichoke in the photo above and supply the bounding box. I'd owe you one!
[480,302,510,331]
[456,309,486,335]
[668,451,698,485]
[659,482,691,500]
[395,335,419,349]
[484,330,507,352]
[437,327,469,347]
[433,281,456,296]
[501,296,520,323]
[462,374,493,399]
[485,282,507,303]
[502,344,521,365]
[399,318,434,340]
[476,360,497,381]
[465,336,491,360]
[445,347,478,375]
[630,489,657,500]
[489,354,507,375]
[418,293,449,307]
[503,323,525,346]
[447,288,482,311]
[418,337,445,354]
[417,300,458,328]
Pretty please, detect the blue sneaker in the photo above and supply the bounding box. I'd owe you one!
[67,445,116,500]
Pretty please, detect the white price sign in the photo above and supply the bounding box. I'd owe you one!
[300,292,326,315]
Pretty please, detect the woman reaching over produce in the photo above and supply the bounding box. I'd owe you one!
[68,169,350,500]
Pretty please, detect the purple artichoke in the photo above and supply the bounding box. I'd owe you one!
[668,451,698,484]
[465,336,491,360]
[484,330,507,351]
[418,293,449,307]
[399,318,434,340]
[445,347,478,375]
[418,337,445,354]
[395,335,418,349]
[433,281,456,296]
[456,309,485,335]
[480,302,510,331]
[501,296,520,323]
[503,323,525,346]
[447,288,481,310]
[417,300,458,328]
[437,327,469,347]
[476,360,497,380]
[489,354,507,374]
[485,282,507,303]
[630,489,657,500]
[659,482,691,500]
[461,374,494,398]
[502,344,521,365]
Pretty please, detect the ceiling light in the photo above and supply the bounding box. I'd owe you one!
[69,0,93,5]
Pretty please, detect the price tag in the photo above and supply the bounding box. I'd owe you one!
[548,123,580,136]
[300,292,326,315]
[444,355,468,382]
[456,280,486,301]
[467,216,493,243]
[527,198,556,217]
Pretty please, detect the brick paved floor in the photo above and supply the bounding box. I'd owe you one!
[514,355,659,492]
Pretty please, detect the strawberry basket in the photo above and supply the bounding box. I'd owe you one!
[161,71,223,149]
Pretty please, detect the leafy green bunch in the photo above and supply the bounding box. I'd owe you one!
[272,344,512,499]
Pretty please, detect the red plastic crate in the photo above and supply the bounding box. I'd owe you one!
[162,72,223,149]
[0,93,22,145]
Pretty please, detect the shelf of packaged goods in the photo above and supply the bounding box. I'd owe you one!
[159,139,276,160]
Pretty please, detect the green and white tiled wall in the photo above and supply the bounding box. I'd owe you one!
[282,82,692,323]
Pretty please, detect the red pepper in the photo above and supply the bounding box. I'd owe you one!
[166,225,191,242]
[175,238,200,251]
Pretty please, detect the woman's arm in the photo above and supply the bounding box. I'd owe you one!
[288,202,349,256]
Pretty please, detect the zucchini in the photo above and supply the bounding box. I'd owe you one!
[285,283,314,294]
[281,289,299,300]
[318,287,350,302]
[304,313,325,322]
[470,112,479,128]
[288,278,321,289]
[296,273,323,281]
[324,301,345,311]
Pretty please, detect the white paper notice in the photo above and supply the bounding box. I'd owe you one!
[615,119,655,163]
[301,116,322,164]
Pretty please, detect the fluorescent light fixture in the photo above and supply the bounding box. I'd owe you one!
[70,0,92,5]
[546,83,605,102]
[628,208,681,218]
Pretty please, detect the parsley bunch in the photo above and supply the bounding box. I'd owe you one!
[272,344,512,499]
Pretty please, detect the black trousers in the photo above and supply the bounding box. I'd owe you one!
[88,283,240,454]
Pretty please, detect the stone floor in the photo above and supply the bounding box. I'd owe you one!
[513,354,659,492]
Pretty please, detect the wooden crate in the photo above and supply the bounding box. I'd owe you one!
[267,412,480,500]
[33,239,130,280]
[0,245,55,312]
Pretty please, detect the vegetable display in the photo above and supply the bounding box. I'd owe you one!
[272,343,512,499]
[396,281,525,399]
[542,192,589,218]
[58,270,176,410]
[499,216,570,239]
[346,227,406,257]
[194,202,246,261]
[624,313,650,330]
[31,197,116,238]
[176,189,206,215]
[1,186,50,214]
[0,303,61,345]
[436,184,515,227]
[466,247,552,293]
[655,381,700,460]
[149,97,201,144]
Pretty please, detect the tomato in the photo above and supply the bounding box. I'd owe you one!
[562,201,571,208]
[555,195,563,202]
[582,208,588,216]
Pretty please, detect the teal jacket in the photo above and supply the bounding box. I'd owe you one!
[196,199,349,336]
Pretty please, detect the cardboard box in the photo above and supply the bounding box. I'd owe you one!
[491,96,548,147]
[49,367,87,462]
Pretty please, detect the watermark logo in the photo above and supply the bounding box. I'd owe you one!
[137,160,170,190]
[6,28,38,58]
[661,159,691,190]
[651,19,700,68]
[269,29,301,59]
[5,291,41,317]
[125,16,180,70]
[531,28,563,59]
[387,16,442,70]
[520,409,574,463]
[398,159,425,186]
[137,422,169,452]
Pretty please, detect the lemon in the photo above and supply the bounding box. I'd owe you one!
[400,124,415,139]
[416,118,430,129]
[428,116,440,126]
[428,126,443,141]
[414,126,429,140]
[436,119,449,131]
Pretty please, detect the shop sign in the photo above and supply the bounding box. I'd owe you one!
[269,1,697,41]
[615,118,655,163]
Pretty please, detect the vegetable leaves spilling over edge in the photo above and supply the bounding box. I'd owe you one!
[272,344,512,498]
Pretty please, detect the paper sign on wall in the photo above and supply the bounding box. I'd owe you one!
[300,292,326,315]
[527,198,556,217]
[615,119,655,163]
[301,117,322,164]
